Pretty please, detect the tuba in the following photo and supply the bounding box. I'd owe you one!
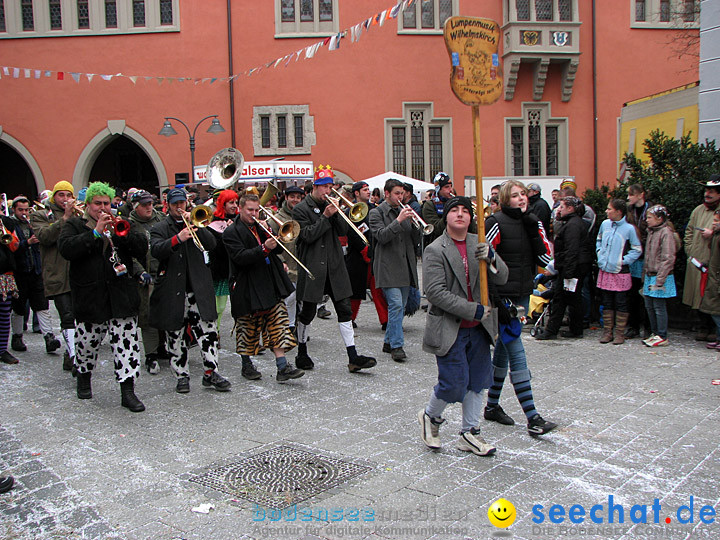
[206,147,244,190]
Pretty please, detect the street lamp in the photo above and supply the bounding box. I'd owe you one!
[158,115,226,182]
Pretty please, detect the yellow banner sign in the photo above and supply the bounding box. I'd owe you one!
[443,17,503,106]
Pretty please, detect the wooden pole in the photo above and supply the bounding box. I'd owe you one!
[472,105,489,305]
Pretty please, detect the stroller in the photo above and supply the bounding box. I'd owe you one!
[528,269,558,337]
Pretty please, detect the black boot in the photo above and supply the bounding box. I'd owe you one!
[11,334,27,352]
[44,333,61,353]
[76,372,92,399]
[120,379,145,412]
[295,342,315,370]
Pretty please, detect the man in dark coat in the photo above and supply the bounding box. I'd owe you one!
[369,178,420,362]
[149,188,231,395]
[526,183,552,238]
[535,196,592,339]
[345,181,387,329]
[223,193,303,382]
[57,182,147,412]
[292,165,376,373]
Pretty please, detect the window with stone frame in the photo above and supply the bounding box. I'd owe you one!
[632,0,698,27]
[276,0,338,37]
[506,104,567,177]
[508,0,575,23]
[0,0,179,38]
[399,0,458,34]
[386,103,452,182]
[253,106,316,156]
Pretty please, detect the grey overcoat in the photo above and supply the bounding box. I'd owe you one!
[368,200,420,289]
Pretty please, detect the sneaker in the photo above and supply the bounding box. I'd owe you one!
[705,341,720,350]
[391,347,407,362]
[276,365,305,382]
[0,476,15,494]
[241,362,262,380]
[11,334,27,352]
[643,334,659,346]
[456,429,496,456]
[348,355,377,373]
[527,414,558,436]
[175,376,190,394]
[317,306,332,319]
[484,405,515,426]
[534,330,557,341]
[146,359,160,375]
[418,409,444,449]
[202,372,232,392]
[651,337,668,347]
[0,351,19,365]
[382,343,392,354]
[295,352,315,370]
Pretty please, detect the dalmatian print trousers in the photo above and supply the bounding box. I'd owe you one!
[166,292,219,378]
[75,317,142,382]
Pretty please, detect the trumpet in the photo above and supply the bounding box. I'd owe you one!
[181,204,213,251]
[252,217,315,280]
[398,201,434,235]
[331,188,368,222]
[258,205,300,242]
[325,195,369,245]
[1,220,15,245]
[104,213,132,237]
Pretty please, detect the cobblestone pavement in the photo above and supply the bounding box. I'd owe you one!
[1,300,719,540]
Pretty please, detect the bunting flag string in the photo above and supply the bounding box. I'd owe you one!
[0,0,416,87]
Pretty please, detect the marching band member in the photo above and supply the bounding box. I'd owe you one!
[149,188,231,395]
[223,193,304,382]
[0,212,20,365]
[57,182,147,411]
[208,189,239,326]
[30,181,77,372]
[292,166,376,373]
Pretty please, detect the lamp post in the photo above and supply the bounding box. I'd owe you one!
[158,115,226,182]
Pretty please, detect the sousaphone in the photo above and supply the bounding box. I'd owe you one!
[206,147,244,190]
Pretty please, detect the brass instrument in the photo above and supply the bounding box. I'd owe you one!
[206,147,244,190]
[181,204,213,251]
[252,217,315,280]
[325,195,369,245]
[258,182,278,206]
[103,213,131,237]
[471,201,492,218]
[398,201,434,235]
[0,220,14,245]
[331,188,368,222]
[31,201,46,213]
[258,205,300,242]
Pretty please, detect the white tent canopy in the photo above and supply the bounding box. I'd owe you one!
[359,172,435,200]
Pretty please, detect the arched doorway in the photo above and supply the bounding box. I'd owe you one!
[89,135,158,193]
[0,141,39,201]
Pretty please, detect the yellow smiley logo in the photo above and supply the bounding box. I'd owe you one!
[488,498,516,528]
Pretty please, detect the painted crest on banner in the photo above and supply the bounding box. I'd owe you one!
[443,17,503,106]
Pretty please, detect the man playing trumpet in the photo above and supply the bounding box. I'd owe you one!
[57,182,147,411]
[292,166,376,373]
[150,188,231,395]
[223,193,304,382]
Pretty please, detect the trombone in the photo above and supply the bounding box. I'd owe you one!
[325,195,369,245]
[331,188,368,222]
[398,201,434,235]
[258,205,300,242]
[181,204,213,252]
[252,217,315,280]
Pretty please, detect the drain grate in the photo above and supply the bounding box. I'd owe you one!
[189,445,372,509]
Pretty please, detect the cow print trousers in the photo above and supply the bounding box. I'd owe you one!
[75,317,142,382]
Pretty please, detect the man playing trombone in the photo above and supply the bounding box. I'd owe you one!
[223,193,304,383]
[149,188,231,395]
[369,179,421,362]
[292,166,376,374]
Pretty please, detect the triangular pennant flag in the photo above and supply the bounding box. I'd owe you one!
[101,74,112,81]
[323,36,331,45]
[356,23,363,41]
[390,3,400,17]
[44,70,51,77]
[57,71,64,80]
[145,76,153,82]
[210,78,217,83]
[363,18,371,29]
[24,68,31,78]
[13,68,20,78]
[329,34,340,51]
[379,10,388,26]
[3,67,10,76]
[70,72,81,83]
[274,57,283,68]
[87,74,94,82]
[34,70,41,79]
[129,76,137,84]
[285,54,294,66]
[157,77,164,85]
[372,13,380,26]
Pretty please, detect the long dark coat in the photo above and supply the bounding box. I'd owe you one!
[149,215,217,330]
[292,194,351,303]
[345,202,376,300]
[223,218,294,318]
[57,217,146,324]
